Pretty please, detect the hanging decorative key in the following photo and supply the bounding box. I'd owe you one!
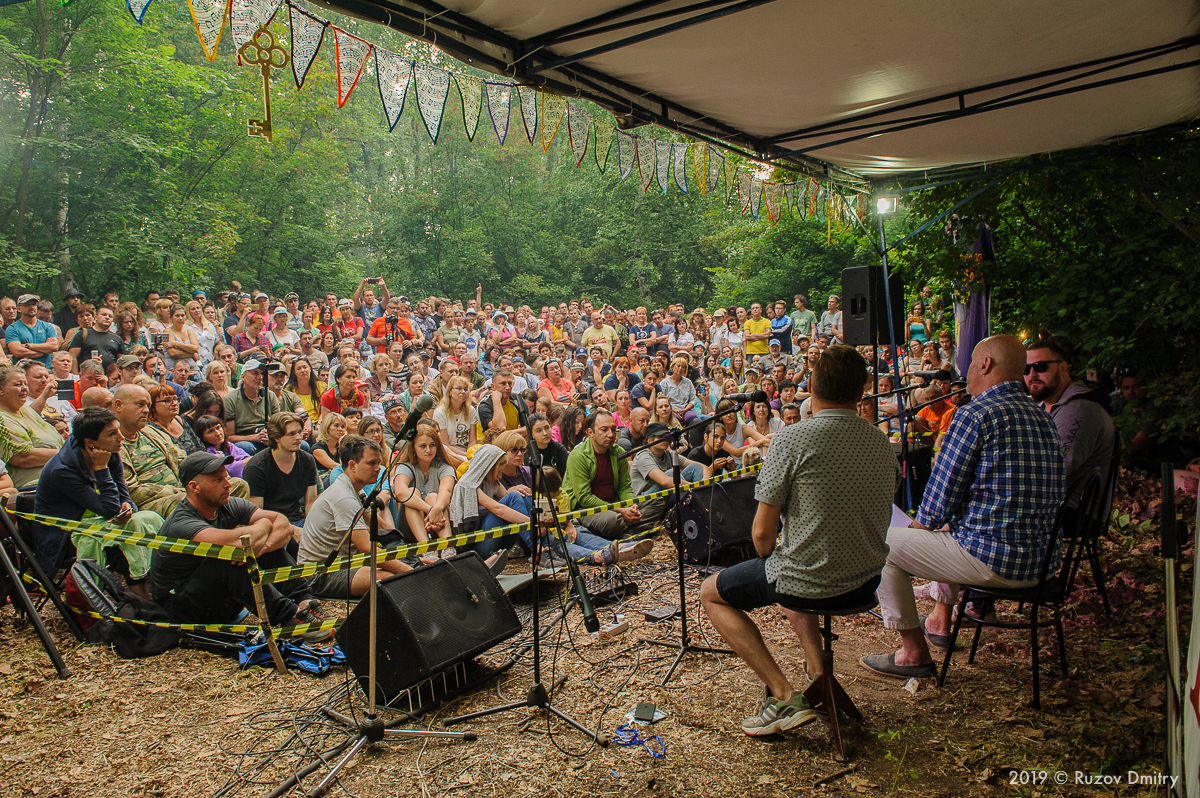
[240,25,290,142]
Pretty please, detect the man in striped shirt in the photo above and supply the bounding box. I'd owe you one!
[862,335,1065,678]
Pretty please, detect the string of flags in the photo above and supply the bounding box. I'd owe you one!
[125,0,869,229]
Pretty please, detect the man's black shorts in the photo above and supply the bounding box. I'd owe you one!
[715,557,880,613]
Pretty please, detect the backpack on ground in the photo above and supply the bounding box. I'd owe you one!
[63,559,179,658]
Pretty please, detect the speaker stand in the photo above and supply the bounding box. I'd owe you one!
[443,465,608,747]
[638,424,732,686]
[305,494,476,798]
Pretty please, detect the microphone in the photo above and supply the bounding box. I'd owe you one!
[911,369,954,381]
[865,384,924,399]
[722,390,770,404]
[573,570,601,634]
[395,393,436,444]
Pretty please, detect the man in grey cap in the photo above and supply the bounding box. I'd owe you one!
[5,293,59,366]
[153,452,331,642]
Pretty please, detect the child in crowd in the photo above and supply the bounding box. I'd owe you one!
[195,415,251,478]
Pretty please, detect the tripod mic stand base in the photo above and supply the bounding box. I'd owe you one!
[641,637,734,687]
[443,681,610,747]
[305,710,477,797]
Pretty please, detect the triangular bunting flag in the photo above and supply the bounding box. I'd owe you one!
[374,49,412,132]
[636,137,656,193]
[673,143,688,194]
[567,103,590,167]
[541,94,566,152]
[655,140,671,194]
[814,184,827,223]
[289,3,327,90]
[783,183,796,216]
[594,125,614,174]
[187,0,230,62]
[485,82,512,145]
[231,0,280,52]
[692,144,707,195]
[413,63,450,142]
[517,85,538,144]
[737,171,752,212]
[332,28,371,108]
[765,183,780,224]
[750,178,763,219]
[456,75,482,141]
[708,145,723,194]
[723,158,738,201]
[126,0,153,24]
[616,131,635,180]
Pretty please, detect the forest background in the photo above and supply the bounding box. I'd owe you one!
[2,0,1198,440]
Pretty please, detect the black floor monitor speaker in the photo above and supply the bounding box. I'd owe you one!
[337,551,521,703]
[667,475,757,563]
[841,266,904,346]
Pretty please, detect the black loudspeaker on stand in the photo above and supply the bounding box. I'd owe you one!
[841,266,904,346]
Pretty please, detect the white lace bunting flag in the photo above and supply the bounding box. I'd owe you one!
[456,75,482,141]
[485,82,513,145]
[332,28,372,107]
[655,140,671,193]
[567,103,590,166]
[594,125,614,173]
[232,0,280,52]
[673,143,688,194]
[289,3,327,90]
[517,85,538,144]
[414,62,450,142]
[374,48,412,132]
[616,130,635,180]
[187,0,229,62]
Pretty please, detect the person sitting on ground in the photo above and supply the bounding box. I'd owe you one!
[630,421,707,497]
[1024,332,1116,499]
[562,410,641,540]
[449,443,526,557]
[861,335,1065,678]
[311,412,347,473]
[148,382,205,456]
[115,383,249,518]
[222,361,280,454]
[700,345,898,735]
[477,369,528,437]
[389,419,457,564]
[380,397,408,450]
[686,420,735,478]
[244,412,319,529]
[432,375,478,469]
[320,361,368,420]
[617,406,650,452]
[195,415,251,478]
[153,452,331,643]
[34,407,161,596]
[0,364,63,487]
[524,467,653,567]
[299,435,412,598]
[526,412,570,475]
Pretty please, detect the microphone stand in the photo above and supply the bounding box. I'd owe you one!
[308,422,474,798]
[624,405,737,686]
[875,389,967,427]
[443,444,608,746]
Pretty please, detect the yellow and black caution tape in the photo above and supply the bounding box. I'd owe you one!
[557,462,763,523]
[65,605,341,639]
[10,511,243,561]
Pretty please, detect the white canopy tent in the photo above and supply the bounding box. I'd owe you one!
[311,0,1200,187]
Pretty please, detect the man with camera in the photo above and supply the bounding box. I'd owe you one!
[353,277,389,325]
[67,305,123,372]
[366,296,417,356]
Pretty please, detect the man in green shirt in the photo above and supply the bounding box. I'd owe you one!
[789,294,818,339]
[222,361,280,454]
[562,411,641,540]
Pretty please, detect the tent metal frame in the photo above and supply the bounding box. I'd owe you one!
[313,0,1198,192]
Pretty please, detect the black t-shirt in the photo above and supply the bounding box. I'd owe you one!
[69,328,124,371]
[153,496,257,599]
[243,449,319,523]
[686,445,730,476]
[528,441,569,476]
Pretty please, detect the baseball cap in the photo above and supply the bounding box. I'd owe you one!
[265,362,286,374]
[398,295,410,304]
[178,452,234,486]
[574,347,587,357]
[769,339,782,348]
[338,299,353,308]
[243,358,263,371]
[17,294,39,304]
[238,292,252,301]
[63,287,82,298]
[745,366,760,375]
[284,292,299,301]
[511,355,525,364]
[116,354,141,369]
[645,422,672,440]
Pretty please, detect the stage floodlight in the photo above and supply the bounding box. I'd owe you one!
[876,196,899,215]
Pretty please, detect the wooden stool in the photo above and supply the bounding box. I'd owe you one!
[797,602,877,762]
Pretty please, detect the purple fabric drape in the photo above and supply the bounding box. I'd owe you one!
[953,223,994,376]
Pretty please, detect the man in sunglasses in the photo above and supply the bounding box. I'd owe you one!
[1024,333,1115,500]
[861,334,1064,678]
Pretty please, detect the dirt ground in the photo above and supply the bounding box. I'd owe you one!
[0,479,1183,797]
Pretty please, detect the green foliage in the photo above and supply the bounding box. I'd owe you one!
[0,2,866,311]
[890,130,1200,452]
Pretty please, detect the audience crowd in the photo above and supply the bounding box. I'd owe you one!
[0,276,1179,656]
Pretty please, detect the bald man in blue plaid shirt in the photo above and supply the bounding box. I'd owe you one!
[862,335,1065,678]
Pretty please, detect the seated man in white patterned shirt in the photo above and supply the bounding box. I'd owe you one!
[700,346,899,737]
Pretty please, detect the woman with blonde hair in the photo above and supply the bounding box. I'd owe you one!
[363,353,401,403]
[391,419,458,562]
[162,303,200,370]
[433,375,478,468]
[653,395,682,430]
[312,412,347,471]
[204,360,233,399]
[185,300,219,368]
